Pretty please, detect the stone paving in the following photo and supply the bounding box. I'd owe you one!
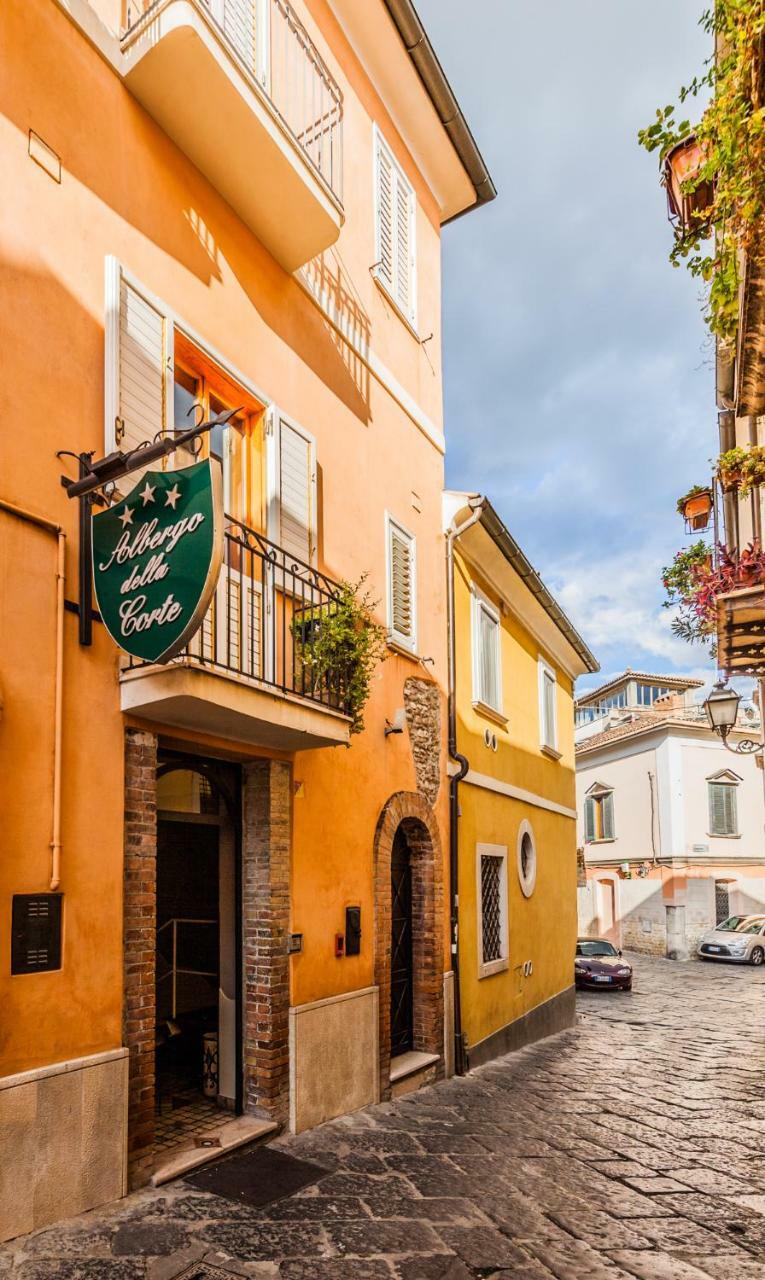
[5,952,765,1278]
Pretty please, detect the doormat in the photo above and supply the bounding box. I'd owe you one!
[183,1144,328,1209]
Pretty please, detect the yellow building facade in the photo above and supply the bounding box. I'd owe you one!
[0,0,494,1240]
[445,495,598,1067]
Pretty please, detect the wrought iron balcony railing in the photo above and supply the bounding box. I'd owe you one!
[124,0,343,204]
[125,520,352,719]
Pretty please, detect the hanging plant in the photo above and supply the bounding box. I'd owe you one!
[716,444,765,494]
[638,1,765,343]
[291,575,387,735]
[662,540,765,650]
[676,483,713,531]
[717,445,749,490]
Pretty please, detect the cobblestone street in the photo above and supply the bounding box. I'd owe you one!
[5,953,765,1279]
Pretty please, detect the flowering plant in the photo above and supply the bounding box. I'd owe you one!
[662,540,765,649]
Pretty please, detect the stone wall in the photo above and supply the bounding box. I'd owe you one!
[404,677,441,805]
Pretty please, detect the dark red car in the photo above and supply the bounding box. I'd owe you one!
[575,938,632,991]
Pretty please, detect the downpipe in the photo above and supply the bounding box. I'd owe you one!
[446,497,484,1076]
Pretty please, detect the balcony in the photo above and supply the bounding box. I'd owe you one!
[120,521,352,750]
[122,0,344,270]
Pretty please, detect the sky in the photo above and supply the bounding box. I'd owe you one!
[417,0,715,696]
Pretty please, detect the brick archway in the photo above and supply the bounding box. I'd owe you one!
[374,791,444,1098]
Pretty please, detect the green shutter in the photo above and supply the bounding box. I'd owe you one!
[709,782,737,836]
[584,797,595,843]
[602,792,615,840]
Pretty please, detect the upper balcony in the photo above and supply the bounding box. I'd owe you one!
[122,0,344,271]
[120,520,352,751]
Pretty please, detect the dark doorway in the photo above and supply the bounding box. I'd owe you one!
[154,761,240,1155]
[390,826,414,1057]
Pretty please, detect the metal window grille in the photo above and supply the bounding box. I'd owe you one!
[481,855,503,964]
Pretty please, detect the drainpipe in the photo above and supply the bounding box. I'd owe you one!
[749,415,762,545]
[446,496,484,1076]
[0,500,66,890]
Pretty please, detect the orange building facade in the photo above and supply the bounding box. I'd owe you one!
[0,0,493,1238]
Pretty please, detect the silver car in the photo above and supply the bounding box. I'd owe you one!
[698,915,765,965]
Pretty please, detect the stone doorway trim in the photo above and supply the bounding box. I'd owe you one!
[373,791,444,1099]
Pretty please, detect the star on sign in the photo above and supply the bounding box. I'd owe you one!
[118,505,134,528]
[164,483,181,510]
[139,481,156,506]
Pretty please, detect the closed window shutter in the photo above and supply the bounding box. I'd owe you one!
[388,519,415,649]
[543,671,556,746]
[279,418,314,566]
[584,798,595,843]
[709,782,736,835]
[108,271,169,492]
[602,792,615,840]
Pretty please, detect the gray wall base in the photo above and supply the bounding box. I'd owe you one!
[467,985,576,1071]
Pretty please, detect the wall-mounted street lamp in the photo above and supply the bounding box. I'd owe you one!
[703,680,762,754]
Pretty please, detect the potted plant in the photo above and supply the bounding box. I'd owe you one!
[291,576,387,733]
[676,484,713,531]
[662,134,714,234]
[717,446,748,491]
[740,445,765,496]
[662,540,765,653]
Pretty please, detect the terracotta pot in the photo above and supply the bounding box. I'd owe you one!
[664,135,713,232]
[681,490,712,531]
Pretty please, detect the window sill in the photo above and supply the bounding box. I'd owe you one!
[478,957,509,979]
[706,832,741,840]
[386,636,419,661]
[541,743,562,761]
[586,838,616,845]
[372,272,420,342]
[472,700,508,729]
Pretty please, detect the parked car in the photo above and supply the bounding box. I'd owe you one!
[575,938,632,991]
[697,915,765,965]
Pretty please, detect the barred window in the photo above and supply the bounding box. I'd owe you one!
[477,845,508,977]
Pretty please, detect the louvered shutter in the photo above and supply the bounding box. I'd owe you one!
[375,129,416,328]
[602,792,615,841]
[394,177,415,325]
[543,670,556,746]
[278,417,315,567]
[388,517,416,650]
[709,782,736,835]
[105,261,170,492]
[584,798,595,844]
[375,133,395,296]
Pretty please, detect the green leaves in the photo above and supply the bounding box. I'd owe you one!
[639,0,765,342]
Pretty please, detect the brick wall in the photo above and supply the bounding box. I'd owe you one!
[242,759,291,1125]
[123,728,158,1188]
[374,791,444,1100]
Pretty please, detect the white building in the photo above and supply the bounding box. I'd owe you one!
[575,671,765,958]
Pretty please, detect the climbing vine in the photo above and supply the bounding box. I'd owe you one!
[638,1,765,342]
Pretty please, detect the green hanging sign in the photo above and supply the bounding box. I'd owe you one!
[92,459,223,664]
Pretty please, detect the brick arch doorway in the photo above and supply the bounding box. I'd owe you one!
[373,792,444,1098]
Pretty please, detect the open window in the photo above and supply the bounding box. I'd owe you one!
[584,783,615,843]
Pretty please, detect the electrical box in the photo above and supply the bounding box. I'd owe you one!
[11,894,62,975]
[345,906,361,957]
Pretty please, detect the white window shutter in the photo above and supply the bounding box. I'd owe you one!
[105,261,170,491]
[394,178,415,326]
[278,416,316,567]
[387,517,416,650]
[375,133,395,295]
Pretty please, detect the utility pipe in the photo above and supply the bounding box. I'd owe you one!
[0,500,66,890]
[446,496,484,1076]
[748,415,762,545]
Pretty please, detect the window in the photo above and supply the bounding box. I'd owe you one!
[708,777,739,836]
[266,410,317,567]
[584,785,615,842]
[538,658,558,753]
[471,587,502,715]
[386,514,417,652]
[476,844,508,977]
[517,821,537,898]
[373,126,417,330]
